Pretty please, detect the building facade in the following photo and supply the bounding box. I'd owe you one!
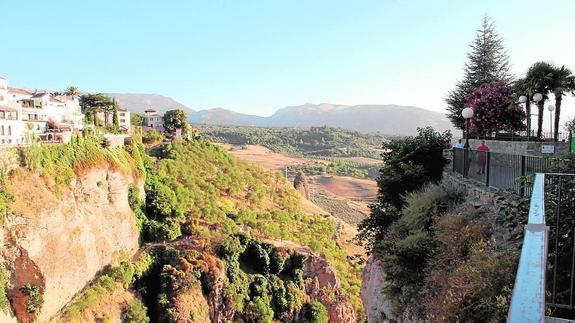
[143,109,164,132]
[0,76,85,146]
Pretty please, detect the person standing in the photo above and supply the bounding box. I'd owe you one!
[476,140,490,175]
[454,139,465,149]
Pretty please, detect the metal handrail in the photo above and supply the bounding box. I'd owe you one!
[508,173,548,323]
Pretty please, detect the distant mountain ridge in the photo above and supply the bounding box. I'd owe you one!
[106,93,195,115]
[190,103,454,135]
[105,93,453,135]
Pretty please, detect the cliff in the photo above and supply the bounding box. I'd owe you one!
[0,165,142,322]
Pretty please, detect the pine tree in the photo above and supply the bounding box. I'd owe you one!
[446,16,513,129]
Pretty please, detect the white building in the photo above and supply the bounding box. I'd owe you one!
[0,77,28,145]
[143,108,164,132]
[0,76,85,146]
[96,108,131,132]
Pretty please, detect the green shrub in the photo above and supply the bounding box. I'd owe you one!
[246,296,274,323]
[122,298,149,323]
[20,283,43,314]
[300,301,328,323]
[0,266,8,309]
[142,130,164,145]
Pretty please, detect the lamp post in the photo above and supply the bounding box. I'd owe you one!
[548,104,555,141]
[533,93,543,139]
[462,107,474,148]
[518,95,528,137]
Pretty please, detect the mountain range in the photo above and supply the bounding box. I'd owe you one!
[108,94,454,135]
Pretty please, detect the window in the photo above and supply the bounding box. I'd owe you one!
[0,96,4,101]
[1,125,4,136]
[8,126,11,136]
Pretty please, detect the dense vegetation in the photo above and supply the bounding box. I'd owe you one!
[286,158,381,179]
[138,138,362,311]
[197,125,386,158]
[3,129,361,321]
[358,127,451,249]
[357,126,524,321]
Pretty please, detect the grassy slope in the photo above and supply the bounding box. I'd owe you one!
[152,139,363,311]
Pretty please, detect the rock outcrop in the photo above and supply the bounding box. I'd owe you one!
[293,171,310,199]
[361,255,396,323]
[0,166,142,322]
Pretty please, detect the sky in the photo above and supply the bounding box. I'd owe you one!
[1,0,574,128]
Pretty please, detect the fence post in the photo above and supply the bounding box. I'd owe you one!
[464,148,469,178]
[520,155,526,197]
[452,149,456,172]
[485,152,491,186]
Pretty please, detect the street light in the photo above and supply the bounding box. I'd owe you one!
[533,93,543,102]
[462,107,474,148]
[518,95,530,137]
[548,104,555,139]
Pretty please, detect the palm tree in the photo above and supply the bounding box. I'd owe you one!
[548,66,574,141]
[526,62,555,139]
[512,77,532,136]
[65,86,80,98]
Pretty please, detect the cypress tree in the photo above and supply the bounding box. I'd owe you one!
[446,16,513,129]
[112,97,120,133]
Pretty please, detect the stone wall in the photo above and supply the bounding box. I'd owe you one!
[467,139,569,157]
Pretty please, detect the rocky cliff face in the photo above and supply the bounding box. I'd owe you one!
[361,255,396,323]
[0,166,142,322]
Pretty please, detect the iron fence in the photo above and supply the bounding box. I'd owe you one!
[545,174,575,318]
[451,148,552,196]
[473,130,571,142]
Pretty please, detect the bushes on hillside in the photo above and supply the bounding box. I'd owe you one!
[358,127,451,251]
[0,266,8,309]
[300,300,329,323]
[371,183,518,321]
[142,130,164,145]
[122,299,149,323]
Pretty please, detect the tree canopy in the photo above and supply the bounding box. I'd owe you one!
[446,16,512,129]
[357,127,451,250]
[163,109,188,133]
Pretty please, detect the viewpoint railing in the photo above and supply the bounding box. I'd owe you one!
[508,173,575,322]
[472,130,571,142]
[452,148,551,197]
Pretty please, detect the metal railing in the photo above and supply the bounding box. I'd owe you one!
[473,130,571,142]
[508,173,548,323]
[508,173,575,322]
[545,174,575,316]
[452,148,552,197]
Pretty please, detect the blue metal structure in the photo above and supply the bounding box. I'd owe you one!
[508,174,548,323]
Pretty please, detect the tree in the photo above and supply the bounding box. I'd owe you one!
[525,62,555,139]
[464,81,525,135]
[79,93,112,126]
[446,16,512,129]
[131,113,144,126]
[548,65,574,141]
[512,77,534,135]
[65,86,80,97]
[112,97,120,133]
[163,109,188,133]
[357,127,451,250]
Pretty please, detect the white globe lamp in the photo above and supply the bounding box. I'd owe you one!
[462,107,474,119]
[533,93,543,102]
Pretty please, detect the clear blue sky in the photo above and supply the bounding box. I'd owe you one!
[1,0,574,123]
